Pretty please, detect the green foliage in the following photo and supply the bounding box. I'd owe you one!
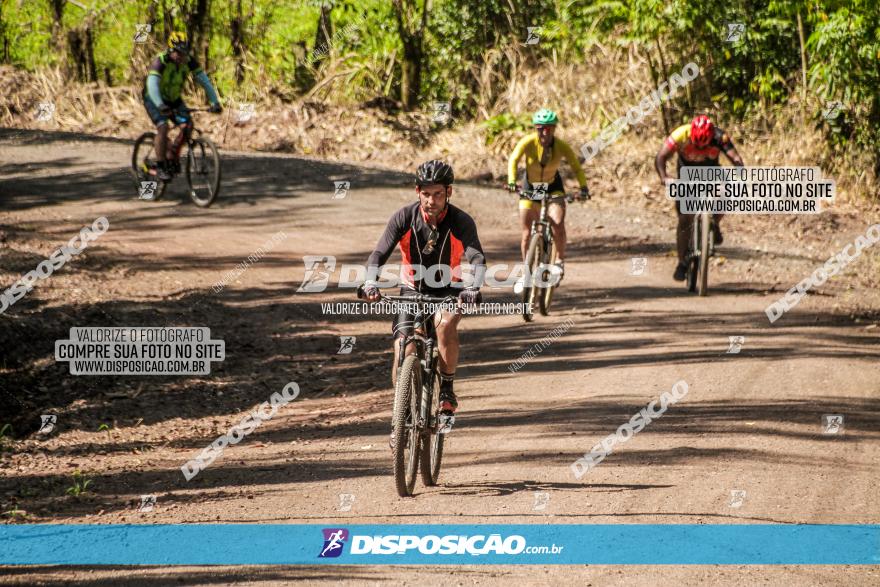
[97,422,113,439]
[0,0,53,69]
[0,0,878,158]
[807,3,880,150]
[66,470,92,497]
[481,112,531,144]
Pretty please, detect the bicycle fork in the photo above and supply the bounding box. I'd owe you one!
[420,340,454,434]
[690,213,715,259]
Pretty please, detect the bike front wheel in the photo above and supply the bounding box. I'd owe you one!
[419,370,444,486]
[131,132,167,200]
[392,354,422,497]
[522,232,544,322]
[184,137,221,207]
[686,216,699,292]
[539,240,558,316]
[697,212,710,296]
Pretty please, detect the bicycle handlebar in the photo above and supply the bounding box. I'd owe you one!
[356,285,457,304]
[514,187,580,203]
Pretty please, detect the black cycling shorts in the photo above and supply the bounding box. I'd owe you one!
[520,170,564,194]
[519,171,565,209]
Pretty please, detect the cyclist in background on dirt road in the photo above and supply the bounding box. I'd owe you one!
[508,108,590,282]
[656,114,744,281]
[142,31,222,181]
[362,160,486,417]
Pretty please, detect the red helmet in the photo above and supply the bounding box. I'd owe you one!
[690,115,714,147]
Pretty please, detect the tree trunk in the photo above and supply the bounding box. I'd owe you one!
[0,1,7,63]
[48,0,65,53]
[47,0,67,75]
[143,0,158,50]
[796,10,808,117]
[67,26,98,83]
[188,0,210,57]
[655,39,671,131]
[392,0,430,110]
[230,0,245,85]
[643,47,669,137]
[313,3,332,61]
[161,0,173,45]
[399,38,421,109]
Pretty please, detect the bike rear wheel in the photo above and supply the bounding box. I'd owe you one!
[539,240,558,316]
[697,212,711,296]
[393,355,421,497]
[419,369,444,486]
[184,137,221,207]
[522,232,543,322]
[131,132,167,200]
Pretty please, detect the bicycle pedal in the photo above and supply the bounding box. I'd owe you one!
[438,414,455,434]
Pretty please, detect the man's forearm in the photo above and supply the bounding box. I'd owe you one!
[194,70,220,105]
[655,154,668,181]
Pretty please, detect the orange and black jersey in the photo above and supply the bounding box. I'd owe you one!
[366,202,486,291]
[665,124,736,167]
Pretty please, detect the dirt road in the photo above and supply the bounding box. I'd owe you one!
[1,128,878,585]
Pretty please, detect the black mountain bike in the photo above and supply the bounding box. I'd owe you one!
[686,211,714,296]
[131,107,221,207]
[519,187,579,321]
[357,287,456,497]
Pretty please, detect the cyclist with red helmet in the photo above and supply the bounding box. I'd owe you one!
[656,115,744,281]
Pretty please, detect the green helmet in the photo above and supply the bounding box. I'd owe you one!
[532,108,558,125]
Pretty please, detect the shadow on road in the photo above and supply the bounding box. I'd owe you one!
[0,128,410,212]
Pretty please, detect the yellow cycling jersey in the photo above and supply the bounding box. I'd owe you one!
[507,133,587,187]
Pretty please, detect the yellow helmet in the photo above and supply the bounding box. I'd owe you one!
[168,31,190,53]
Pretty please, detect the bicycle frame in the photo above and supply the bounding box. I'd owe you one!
[360,289,456,433]
[168,108,204,147]
[531,198,554,249]
[521,190,573,251]
[393,297,452,433]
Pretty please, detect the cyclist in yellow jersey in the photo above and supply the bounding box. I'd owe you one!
[508,109,590,279]
[656,114,744,281]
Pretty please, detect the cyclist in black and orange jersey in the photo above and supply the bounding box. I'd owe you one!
[656,114,744,281]
[363,160,486,416]
[508,109,590,280]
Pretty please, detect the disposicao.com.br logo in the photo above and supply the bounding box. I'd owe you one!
[317,528,563,558]
[297,256,559,292]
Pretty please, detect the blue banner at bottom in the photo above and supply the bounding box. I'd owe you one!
[1,524,878,565]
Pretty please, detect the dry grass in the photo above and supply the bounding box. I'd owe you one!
[1,56,876,207]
